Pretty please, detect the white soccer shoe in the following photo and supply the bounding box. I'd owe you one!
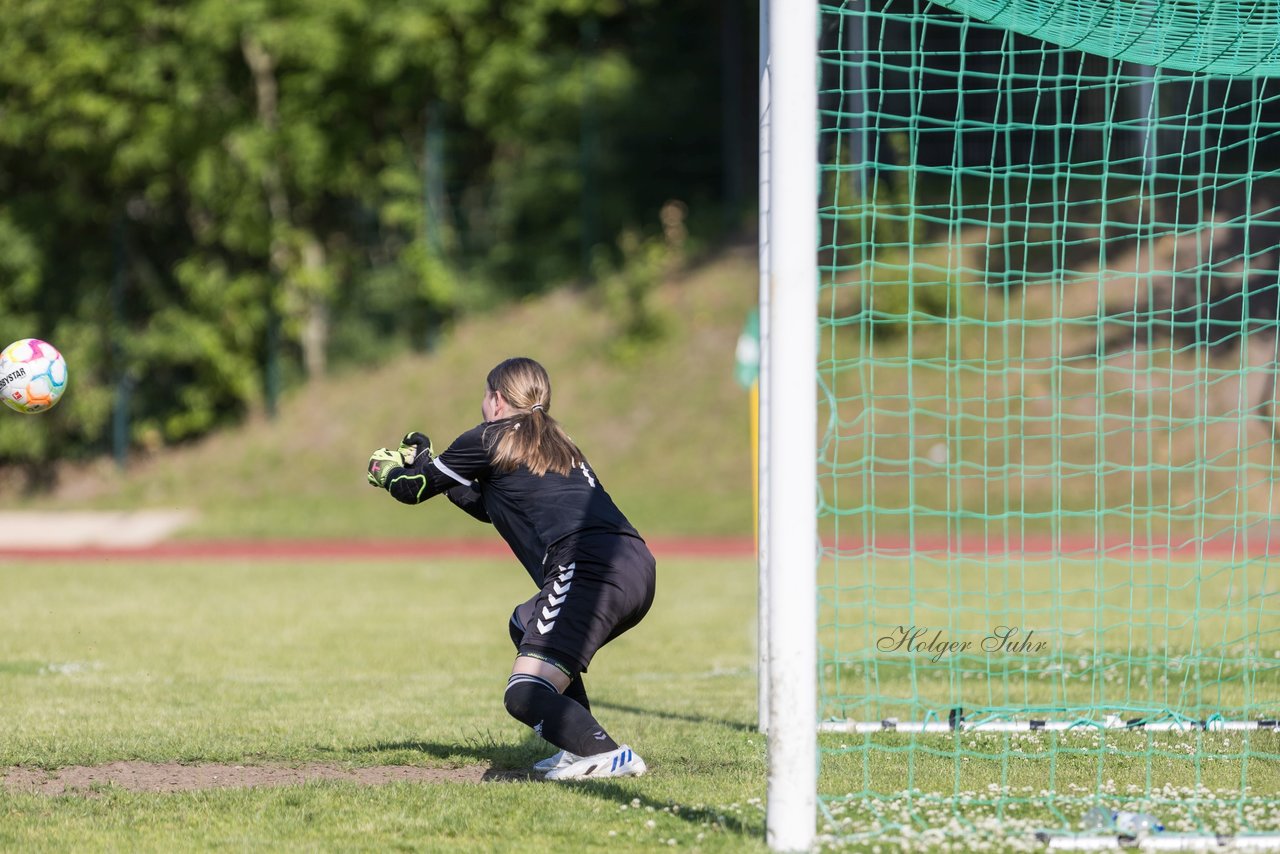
[532,750,580,773]
[544,745,647,781]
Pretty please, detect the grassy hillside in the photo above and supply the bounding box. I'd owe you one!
[816,235,1280,542]
[20,248,760,540]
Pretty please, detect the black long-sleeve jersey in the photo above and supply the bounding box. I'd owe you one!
[383,421,642,585]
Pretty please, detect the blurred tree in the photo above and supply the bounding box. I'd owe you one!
[0,0,750,472]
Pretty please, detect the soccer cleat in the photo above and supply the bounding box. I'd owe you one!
[544,745,647,781]
[533,749,580,773]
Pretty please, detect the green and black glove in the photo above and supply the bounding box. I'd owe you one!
[367,447,408,489]
[367,432,433,489]
[398,431,434,464]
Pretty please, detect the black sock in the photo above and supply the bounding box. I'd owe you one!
[504,674,619,756]
[563,674,590,712]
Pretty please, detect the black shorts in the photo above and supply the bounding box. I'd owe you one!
[512,535,656,674]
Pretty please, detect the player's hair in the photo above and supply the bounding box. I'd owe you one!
[484,357,582,476]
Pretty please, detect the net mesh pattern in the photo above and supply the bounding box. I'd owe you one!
[815,0,1280,843]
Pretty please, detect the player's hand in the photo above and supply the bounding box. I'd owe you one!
[398,431,434,464]
[367,447,406,489]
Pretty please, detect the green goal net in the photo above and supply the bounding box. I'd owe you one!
[816,0,1280,846]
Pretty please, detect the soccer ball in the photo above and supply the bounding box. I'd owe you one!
[0,338,69,414]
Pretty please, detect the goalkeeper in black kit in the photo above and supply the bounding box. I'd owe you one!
[366,356,655,780]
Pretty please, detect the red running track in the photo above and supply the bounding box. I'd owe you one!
[1,534,1276,561]
[0,537,757,562]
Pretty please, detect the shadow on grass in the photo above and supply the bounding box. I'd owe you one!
[333,737,764,842]
[593,699,757,733]
[334,733,552,780]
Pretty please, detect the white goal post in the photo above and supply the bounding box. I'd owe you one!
[761,1,819,851]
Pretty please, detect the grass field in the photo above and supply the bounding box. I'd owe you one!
[820,556,1280,722]
[0,556,767,851]
[5,551,1279,851]
[811,554,1280,849]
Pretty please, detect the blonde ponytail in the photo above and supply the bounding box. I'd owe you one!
[484,358,581,476]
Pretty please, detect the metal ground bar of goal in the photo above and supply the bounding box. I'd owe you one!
[819,717,1280,734]
[1037,832,1280,851]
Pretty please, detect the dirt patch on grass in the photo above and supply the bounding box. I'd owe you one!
[3,761,533,795]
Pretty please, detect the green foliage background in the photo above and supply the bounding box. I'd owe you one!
[0,0,751,470]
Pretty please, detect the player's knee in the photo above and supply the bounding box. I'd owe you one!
[503,674,556,725]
